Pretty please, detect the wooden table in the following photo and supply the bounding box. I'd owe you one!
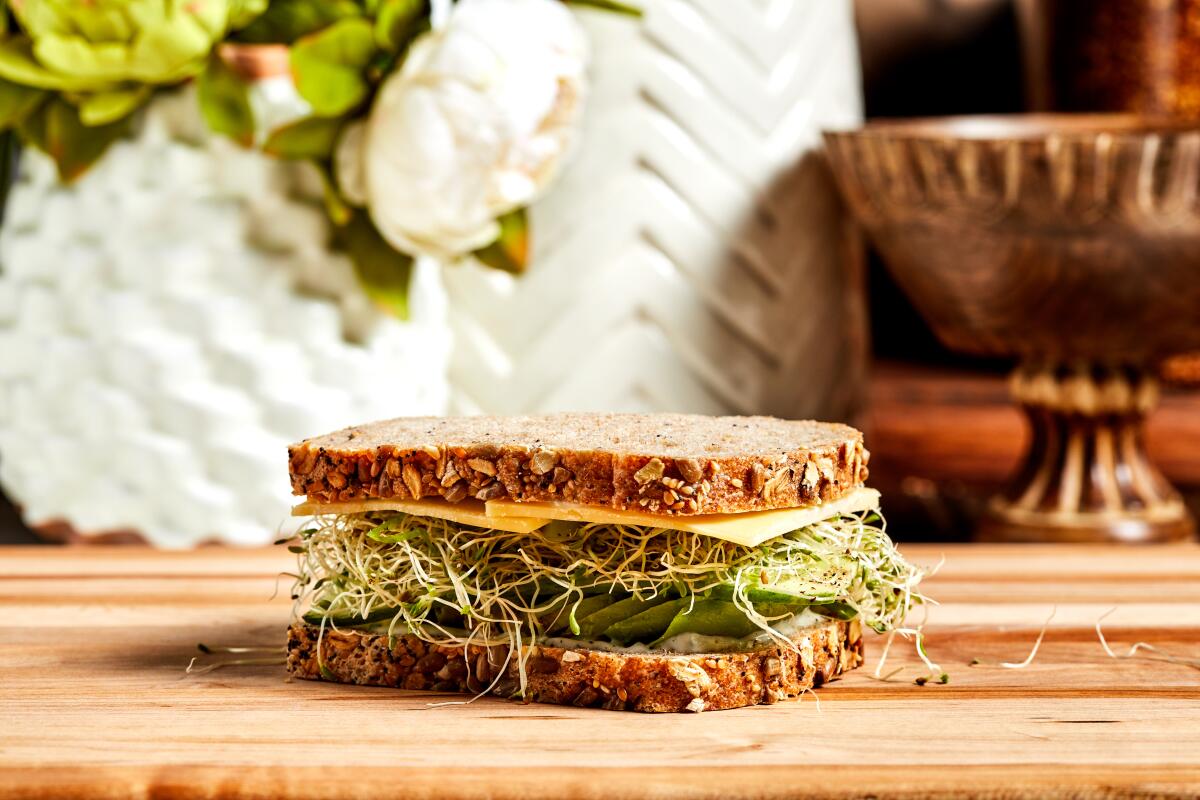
[2,544,1198,799]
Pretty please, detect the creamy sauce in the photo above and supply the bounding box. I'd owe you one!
[539,608,831,655]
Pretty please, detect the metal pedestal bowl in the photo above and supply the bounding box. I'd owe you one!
[825,115,1200,543]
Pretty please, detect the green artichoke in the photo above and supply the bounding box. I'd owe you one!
[0,0,267,93]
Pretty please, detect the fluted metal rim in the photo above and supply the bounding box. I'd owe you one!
[824,114,1200,228]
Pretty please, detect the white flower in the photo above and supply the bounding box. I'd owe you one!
[336,0,588,261]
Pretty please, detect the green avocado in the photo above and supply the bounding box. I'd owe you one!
[604,599,688,645]
[651,599,766,645]
[302,604,401,626]
[706,578,839,605]
[542,591,624,635]
[575,595,672,639]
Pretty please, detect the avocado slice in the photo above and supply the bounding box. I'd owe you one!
[542,591,624,635]
[302,604,402,627]
[651,599,765,645]
[604,598,688,645]
[575,595,672,639]
[706,578,840,605]
[808,601,859,621]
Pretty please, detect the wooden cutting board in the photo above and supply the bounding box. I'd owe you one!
[2,543,1198,799]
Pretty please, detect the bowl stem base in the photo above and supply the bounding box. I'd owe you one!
[977,362,1197,543]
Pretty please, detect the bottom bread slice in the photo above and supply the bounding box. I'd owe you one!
[286,618,863,713]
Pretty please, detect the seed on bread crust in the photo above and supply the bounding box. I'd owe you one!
[287,618,863,713]
[402,463,422,500]
[750,463,767,495]
[801,461,819,490]
[634,458,666,484]
[467,458,496,477]
[440,463,461,487]
[676,458,703,484]
[288,413,867,515]
[475,482,506,501]
[529,449,559,475]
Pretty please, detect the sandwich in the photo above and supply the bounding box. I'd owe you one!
[284,413,926,712]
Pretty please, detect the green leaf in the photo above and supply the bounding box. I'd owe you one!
[315,162,354,225]
[234,0,363,44]
[337,210,413,318]
[263,115,343,160]
[32,35,131,84]
[19,97,129,182]
[471,208,529,274]
[374,0,426,51]
[809,602,859,621]
[76,86,150,126]
[0,37,111,91]
[563,0,642,16]
[125,20,217,84]
[0,79,45,128]
[290,17,375,117]
[230,0,271,30]
[197,55,254,147]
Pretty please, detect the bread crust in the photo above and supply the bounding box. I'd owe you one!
[289,413,868,515]
[286,618,863,713]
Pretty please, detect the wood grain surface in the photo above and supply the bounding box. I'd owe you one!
[2,544,1199,799]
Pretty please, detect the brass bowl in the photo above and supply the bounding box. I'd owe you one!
[825,114,1200,543]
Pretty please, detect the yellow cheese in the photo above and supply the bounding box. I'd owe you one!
[291,498,551,534]
[485,487,881,547]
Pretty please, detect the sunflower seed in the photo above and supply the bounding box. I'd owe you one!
[634,458,665,484]
[763,468,791,503]
[440,463,461,487]
[801,461,819,489]
[297,449,318,474]
[402,463,422,499]
[750,463,767,495]
[467,458,496,477]
[677,458,703,484]
[529,449,559,475]
[475,482,506,501]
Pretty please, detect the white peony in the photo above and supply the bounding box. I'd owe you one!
[336,0,588,261]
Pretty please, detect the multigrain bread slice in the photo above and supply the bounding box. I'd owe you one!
[289,413,868,515]
[286,618,863,713]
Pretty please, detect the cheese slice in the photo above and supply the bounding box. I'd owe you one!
[291,488,881,546]
[291,498,551,534]
[485,487,881,547]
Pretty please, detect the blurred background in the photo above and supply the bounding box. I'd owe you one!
[2,0,1199,546]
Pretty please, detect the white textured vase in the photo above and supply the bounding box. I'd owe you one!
[444,0,866,419]
[0,89,450,547]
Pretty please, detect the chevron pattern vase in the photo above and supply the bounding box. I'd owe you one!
[444,0,867,420]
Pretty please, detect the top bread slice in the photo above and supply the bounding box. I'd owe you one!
[288,413,869,516]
